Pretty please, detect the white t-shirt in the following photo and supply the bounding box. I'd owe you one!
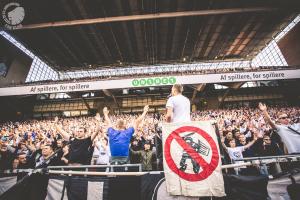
[227,146,245,161]
[93,141,111,165]
[166,94,191,123]
[275,123,300,154]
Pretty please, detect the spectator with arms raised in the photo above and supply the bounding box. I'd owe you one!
[258,103,300,154]
[221,136,258,162]
[221,135,258,174]
[130,140,157,171]
[255,134,283,156]
[54,115,100,165]
[103,105,149,164]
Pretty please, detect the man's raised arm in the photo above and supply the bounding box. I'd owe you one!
[54,116,70,141]
[258,103,276,130]
[91,113,101,141]
[134,105,149,130]
[244,135,258,150]
[220,136,228,152]
[103,107,112,128]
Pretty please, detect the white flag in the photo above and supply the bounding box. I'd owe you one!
[162,121,225,197]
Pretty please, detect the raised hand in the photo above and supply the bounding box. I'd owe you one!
[258,102,267,112]
[253,133,258,141]
[95,113,101,121]
[221,136,225,143]
[143,105,149,113]
[103,107,109,115]
[54,116,59,123]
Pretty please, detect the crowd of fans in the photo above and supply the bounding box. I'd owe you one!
[0,104,299,172]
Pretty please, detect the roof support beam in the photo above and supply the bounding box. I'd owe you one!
[191,83,206,103]
[103,89,119,108]
[13,7,275,30]
[81,97,91,111]
[219,82,244,107]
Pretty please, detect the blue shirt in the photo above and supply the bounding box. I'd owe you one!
[108,127,135,157]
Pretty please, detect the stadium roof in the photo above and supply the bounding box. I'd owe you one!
[1,0,299,71]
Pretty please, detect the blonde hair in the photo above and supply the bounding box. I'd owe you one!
[116,119,125,128]
[173,84,183,93]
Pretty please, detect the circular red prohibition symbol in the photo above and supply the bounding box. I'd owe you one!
[164,126,219,182]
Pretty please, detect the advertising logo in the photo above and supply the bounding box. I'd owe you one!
[132,77,176,87]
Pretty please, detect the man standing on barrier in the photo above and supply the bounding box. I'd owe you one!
[103,105,149,164]
[259,102,300,154]
[165,84,191,123]
[166,84,201,172]
[54,115,100,165]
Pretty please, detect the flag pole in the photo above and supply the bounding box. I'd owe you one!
[213,122,229,165]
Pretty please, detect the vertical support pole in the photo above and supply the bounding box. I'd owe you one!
[214,123,229,165]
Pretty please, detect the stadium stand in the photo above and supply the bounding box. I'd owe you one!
[0,1,300,199]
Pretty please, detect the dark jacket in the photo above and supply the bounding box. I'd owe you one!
[256,143,283,156]
[130,148,156,171]
[0,151,14,170]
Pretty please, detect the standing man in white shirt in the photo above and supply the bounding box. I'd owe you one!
[165,84,191,123]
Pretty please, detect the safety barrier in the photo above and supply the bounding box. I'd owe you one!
[234,154,300,162]
[1,154,299,176]
[0,157,299,200]
[48,163,143,172]
[0,170,273,200]
[232,154,300,175]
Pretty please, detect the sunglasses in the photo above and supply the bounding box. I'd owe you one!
[279,116,288,120]
[263,138,271,141]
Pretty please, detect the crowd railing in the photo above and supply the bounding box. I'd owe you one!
[1,155,299,177]
[231,154,300,176]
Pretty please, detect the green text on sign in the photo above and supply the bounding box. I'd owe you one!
[132,77,176,87]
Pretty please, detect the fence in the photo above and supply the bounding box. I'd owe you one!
[0,155,300,200]
[232,154,300,175]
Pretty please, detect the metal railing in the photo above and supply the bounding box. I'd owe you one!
[231,154,300,176]
[0,164,142,176]
[234,154,300,162]
[1,155,300,177]
[47,164,142,172]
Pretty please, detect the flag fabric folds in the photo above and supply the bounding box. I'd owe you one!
[162,121,225,197]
